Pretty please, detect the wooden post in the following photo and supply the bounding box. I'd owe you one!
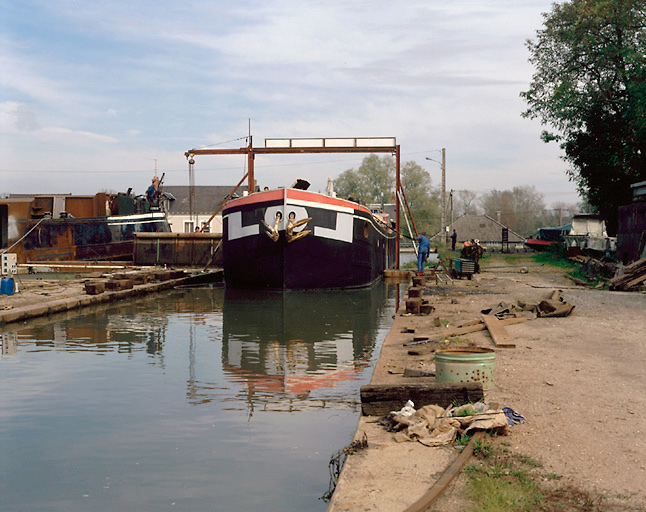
[396,144,401,269]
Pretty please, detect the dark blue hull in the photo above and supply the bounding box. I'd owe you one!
[222,189,396,289]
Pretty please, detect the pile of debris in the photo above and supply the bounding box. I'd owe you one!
[381,400,521,447]
[609,258,646,291]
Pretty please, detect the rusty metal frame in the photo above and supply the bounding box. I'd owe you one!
[185,137,402,268]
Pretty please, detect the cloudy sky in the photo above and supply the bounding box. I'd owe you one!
[0,0,580,207]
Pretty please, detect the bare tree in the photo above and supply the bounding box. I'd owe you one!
[480,186,546,236]
[453,190,479,217]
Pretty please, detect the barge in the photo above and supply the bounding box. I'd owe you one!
[1,191,171,263]
[222,185,397,289]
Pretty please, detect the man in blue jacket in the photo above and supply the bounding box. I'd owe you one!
[416,232,431,274]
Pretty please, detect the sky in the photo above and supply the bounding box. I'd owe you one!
[0,0,581,208]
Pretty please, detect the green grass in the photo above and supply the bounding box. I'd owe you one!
[456,433,472,446]
[455,407,479,417]
[461,440,610,512]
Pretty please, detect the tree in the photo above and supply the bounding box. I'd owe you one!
[480,186,546,236]
[334,155,440,234]
[400,161,440,235]
[333,154,394,204]
[521,0,646,235]
[453,190,479,217]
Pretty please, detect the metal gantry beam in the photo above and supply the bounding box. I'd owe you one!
[185,137,402,267]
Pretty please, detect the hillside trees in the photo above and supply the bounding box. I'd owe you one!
[521,0,646,234]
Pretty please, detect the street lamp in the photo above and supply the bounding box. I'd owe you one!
[426,148,446,244]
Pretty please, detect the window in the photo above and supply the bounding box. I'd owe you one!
[184,221,194,233]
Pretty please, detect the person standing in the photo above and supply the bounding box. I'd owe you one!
[451,229,457,251]
[416,232,431,274]
[146,176,160,207]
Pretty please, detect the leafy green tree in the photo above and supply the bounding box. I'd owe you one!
[521,0,646,234]
[334,155,440,234]
[400,161,440,235]
[334,154,394,203]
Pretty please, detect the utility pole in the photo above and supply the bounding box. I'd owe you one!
[426,147,447,244]
[441,148,446,244]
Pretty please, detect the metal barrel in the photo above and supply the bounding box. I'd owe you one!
[435,347,495,390]
[1,277,15,295]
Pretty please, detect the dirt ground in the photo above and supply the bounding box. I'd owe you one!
[329,257,646,511]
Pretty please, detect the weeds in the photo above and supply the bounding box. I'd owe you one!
[456,434,472,446]
[455,407,479,417]
[473,438,492,458]
[462,440,611,512]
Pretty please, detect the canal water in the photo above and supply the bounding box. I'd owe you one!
[0,282,400,512]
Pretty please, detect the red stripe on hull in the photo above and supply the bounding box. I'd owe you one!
[223,188,370,215]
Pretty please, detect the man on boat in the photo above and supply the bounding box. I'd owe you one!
[416,232,431,274]
[146,177,160,207]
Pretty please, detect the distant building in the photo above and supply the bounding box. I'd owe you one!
[431,214,525,249]
[162,185,244,234]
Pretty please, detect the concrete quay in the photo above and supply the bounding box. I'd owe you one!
[0,268,221,327]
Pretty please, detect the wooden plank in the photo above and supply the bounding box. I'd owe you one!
[454,319,482,328]
[481,314,516,348]
[624,257,646,273]
[405,317,527,346]
[404,323,487,345]
[360,382,483,416]
[625,272,646,289]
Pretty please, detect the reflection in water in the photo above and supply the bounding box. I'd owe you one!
[0,282,398,512]
[210,286,388,412]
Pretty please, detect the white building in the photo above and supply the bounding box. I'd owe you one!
[161,185,244,234]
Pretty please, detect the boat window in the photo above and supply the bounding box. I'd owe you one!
[363,221,369,238]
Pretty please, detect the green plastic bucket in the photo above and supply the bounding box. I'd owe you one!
[435,347,496,390]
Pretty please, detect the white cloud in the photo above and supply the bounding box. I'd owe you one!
[0,0,579,205]
[41,126,119,143]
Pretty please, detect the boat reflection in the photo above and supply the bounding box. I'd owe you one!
[2,282,394,413]
[204,284,390,411]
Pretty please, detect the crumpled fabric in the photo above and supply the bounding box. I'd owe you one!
[503,407,526,426]
[481,290,575,319]
[390,402,509,446]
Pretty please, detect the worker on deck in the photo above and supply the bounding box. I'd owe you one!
[416,232,431,274]
[146,177,160,207]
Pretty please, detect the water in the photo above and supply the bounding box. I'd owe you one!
[0,283,398,512]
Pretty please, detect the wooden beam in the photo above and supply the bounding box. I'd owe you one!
[360,383,483,416]
[405,317,527,346]
[481,314,516,348]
